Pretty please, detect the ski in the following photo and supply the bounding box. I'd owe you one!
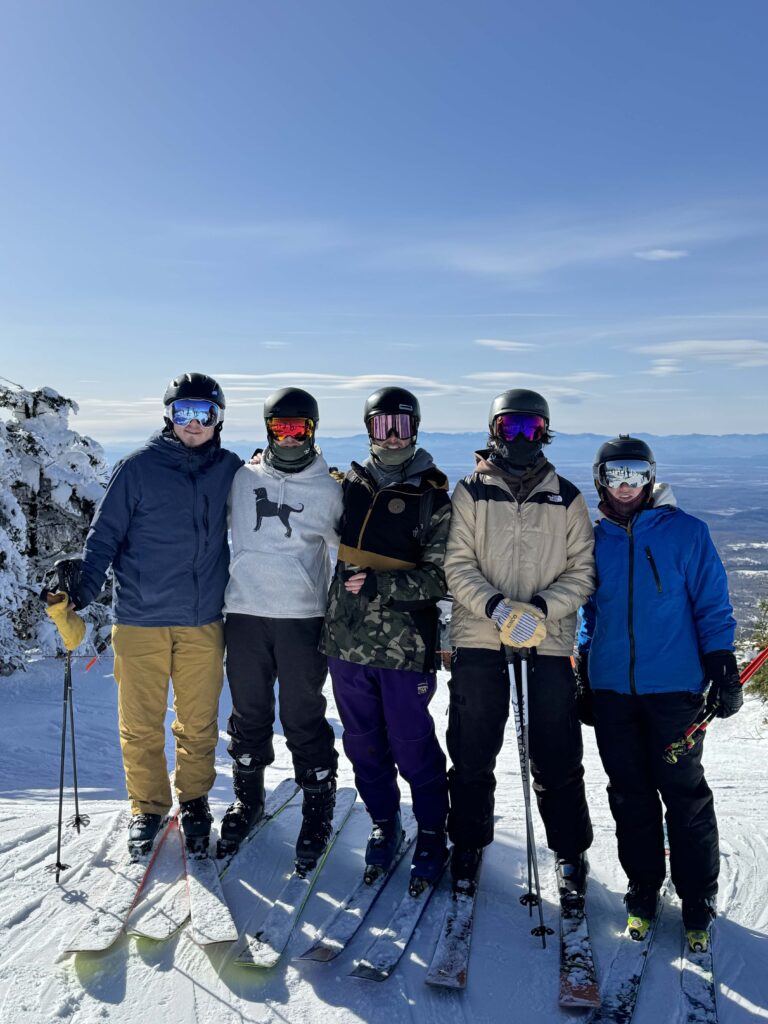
[295,815,416,963]
[185,850,238,945]
[218,777,300,878]
[587,888,668,1024]
[125,816,189,941]
[680,929,718,1023]
[559,904,601,1008]
[351,853,449,982]
[60,812,179,954]
[234,787,357,968]
[424,872,480,990]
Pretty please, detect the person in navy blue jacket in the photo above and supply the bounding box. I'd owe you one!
[577,435,742,950]
[49,373,243,857]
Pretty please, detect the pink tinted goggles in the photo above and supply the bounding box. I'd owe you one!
[367,413,417,442]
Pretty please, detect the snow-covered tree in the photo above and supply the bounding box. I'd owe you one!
[0,418,28,674]
[0,383,111,666]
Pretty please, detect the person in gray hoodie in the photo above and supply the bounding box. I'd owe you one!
[221,387,342,869]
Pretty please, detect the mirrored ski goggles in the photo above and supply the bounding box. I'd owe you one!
[367,413,417,442]
[266,416,315,442]
[169,399,222,427]
[493,412,548,442]
[598,459,654,489]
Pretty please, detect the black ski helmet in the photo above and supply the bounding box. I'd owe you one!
[163,372,226,410]
[488,389,549,433]
[593,435,656,495]
[363,386,421,429]
[262,386,319,473]
[263,387,319,424]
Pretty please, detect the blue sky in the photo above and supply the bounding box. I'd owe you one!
[1,0,767,440]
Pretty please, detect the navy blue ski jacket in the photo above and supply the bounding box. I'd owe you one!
[578,497,736,695]
[76,431,242,627]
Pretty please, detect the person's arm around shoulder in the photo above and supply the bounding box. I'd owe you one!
[444,479,503,619]
[369,497,452,606]
[535,490,596,621]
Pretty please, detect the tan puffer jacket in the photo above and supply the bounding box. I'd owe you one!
[445,457,595,655]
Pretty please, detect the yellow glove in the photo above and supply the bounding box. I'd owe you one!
[46,594,86,651]
[492,600,547,649]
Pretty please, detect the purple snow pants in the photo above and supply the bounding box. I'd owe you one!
[328,656,449,830]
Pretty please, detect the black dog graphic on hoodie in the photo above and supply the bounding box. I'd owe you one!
[253,487,304,538]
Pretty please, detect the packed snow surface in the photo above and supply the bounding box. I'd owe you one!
[1,657,767,1023]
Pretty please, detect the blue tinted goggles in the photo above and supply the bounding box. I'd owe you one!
[169,399,222,427]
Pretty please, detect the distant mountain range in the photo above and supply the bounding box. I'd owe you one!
[100,431,768,474]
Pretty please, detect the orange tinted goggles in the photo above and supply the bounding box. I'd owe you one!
[266,416,315,442]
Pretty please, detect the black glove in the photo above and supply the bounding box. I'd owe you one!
[703,650,743,719]
[574,652,594,727]
[40,557,85,608]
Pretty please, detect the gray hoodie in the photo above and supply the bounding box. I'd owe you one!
[224,453,343,619]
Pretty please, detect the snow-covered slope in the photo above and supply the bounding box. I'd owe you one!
[1,657,766,1024]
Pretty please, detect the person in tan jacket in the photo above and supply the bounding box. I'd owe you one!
[444,389,596,907]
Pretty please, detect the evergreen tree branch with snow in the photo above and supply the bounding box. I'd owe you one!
[0,383,110,671]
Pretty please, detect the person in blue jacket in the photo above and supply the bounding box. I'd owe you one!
[49,373,243,857]
[577,435,742,952]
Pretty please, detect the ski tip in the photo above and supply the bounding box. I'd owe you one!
[350,962,390,982]
[294,944,338,963]
[425,970,467,989]
[559,986,601,1009]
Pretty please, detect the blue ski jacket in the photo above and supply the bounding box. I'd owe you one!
[578,495,735,695]
[76,431,242,627]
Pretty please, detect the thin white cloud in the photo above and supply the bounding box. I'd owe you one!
[635,339,768,368]
[214,372,463,395]
[633,249,689,261]
[643,358,687,377]
[464,371,612,383]
[474,339,535,352]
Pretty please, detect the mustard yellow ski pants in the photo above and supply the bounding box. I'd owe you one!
[112,622,224,815]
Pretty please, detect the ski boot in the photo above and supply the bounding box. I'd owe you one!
[409,827,448,896]
[295,767,336,876]
[180,795,213,858]
[450,844,483,897]
[556,852,589,918]
[217,758,266,858]
[127,813,162,860]
[683,895,716,952]
[363,811,404,884]
[624,881,660,940]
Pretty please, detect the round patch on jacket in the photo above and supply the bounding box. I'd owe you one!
[388,498,406,514]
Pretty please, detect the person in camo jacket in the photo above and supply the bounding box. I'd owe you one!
[321,386,452,891]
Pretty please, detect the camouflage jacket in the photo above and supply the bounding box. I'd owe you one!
[320,460,451,672]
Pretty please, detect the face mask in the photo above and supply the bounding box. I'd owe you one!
[266,438,316,472]
[492,435,543,468]
[370,442,416,466]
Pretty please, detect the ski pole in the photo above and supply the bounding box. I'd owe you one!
[664,645,768,764]
[47,650,72,882]
[65,650,89,836]
[506,647,552,948]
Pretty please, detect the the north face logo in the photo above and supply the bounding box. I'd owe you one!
[547,494,563,503]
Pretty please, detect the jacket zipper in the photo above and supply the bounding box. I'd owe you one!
[191,474,200,622]
[628,524,636,695]
[645,546,662,592]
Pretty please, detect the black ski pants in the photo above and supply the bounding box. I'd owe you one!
[446,647,593,857]
[224,614,338,781]
[592,689,718,902]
